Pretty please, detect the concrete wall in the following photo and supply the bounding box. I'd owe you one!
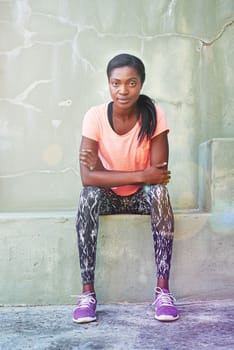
[0,1,233,305]
[1,0,233,211]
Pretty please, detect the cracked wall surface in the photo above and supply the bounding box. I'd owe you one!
[0,0,234,211]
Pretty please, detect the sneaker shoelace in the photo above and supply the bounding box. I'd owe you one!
[77,293,96,309]
[153,288,176,307]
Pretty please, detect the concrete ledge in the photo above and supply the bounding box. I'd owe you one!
[0,212,79,306]
[0,211,233,305]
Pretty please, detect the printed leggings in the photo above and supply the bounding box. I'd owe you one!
[76,185,174,285]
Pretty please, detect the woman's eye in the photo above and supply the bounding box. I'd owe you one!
[129,81,137,87]
[112,82,119,87]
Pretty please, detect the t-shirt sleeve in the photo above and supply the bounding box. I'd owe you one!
[152,104,170,138]
[82,106,100,141]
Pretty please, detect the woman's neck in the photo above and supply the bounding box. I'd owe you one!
[112,103,138,121]
[110,102,139,135]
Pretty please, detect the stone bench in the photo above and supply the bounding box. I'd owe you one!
[0,210,233,305]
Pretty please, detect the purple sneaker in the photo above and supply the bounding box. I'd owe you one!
[73,291,97,323]
[153,287,179,322]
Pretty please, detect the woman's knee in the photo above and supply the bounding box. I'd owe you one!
[150,184,169,199]
[80,186,102,200]
[78,186,103,212]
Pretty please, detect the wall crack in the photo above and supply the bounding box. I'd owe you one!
[200,17,234,47]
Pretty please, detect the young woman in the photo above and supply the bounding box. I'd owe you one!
[73,53,179,323]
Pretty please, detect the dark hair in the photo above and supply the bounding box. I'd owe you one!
[106,53,157,142]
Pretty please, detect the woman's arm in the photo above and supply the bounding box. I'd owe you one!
[79,135,171,187]
[79,136,143,187]
[148,131,171,185]
[150,131,169,167]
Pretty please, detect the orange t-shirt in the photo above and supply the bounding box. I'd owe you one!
[82,103,169,196]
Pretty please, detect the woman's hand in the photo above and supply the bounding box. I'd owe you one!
[79,149,98,171]
[143,162,171,186]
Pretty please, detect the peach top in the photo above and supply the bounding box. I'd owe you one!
[82,103,169,196]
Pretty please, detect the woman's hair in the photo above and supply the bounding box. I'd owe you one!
[106,53,157,142]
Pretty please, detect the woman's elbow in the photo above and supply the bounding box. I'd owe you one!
[80,173,93,187]
[80,167,90,186]
[81,176,89,187]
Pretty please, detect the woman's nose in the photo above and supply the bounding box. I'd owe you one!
[119,84,128,94]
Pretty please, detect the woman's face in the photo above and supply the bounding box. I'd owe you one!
[108,66,142,110]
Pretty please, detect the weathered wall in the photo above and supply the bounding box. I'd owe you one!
[0,1,234,305]
[0,0,233,211]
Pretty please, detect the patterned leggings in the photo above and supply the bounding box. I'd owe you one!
[76,185,174,285]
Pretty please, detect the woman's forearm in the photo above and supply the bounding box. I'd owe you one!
[80,167,144,187]
[80,163,170,187]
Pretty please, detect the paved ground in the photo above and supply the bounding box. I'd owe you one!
[1,300,234,350]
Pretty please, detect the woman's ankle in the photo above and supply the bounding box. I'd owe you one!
[83,283,95,294]
[156,278,169,291]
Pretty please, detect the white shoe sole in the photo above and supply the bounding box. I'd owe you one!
[155,314,179,322]
[73,316,96,324]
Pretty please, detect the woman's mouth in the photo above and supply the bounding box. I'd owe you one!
[117,98,130,104]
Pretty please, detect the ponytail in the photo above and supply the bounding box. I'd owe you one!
[137,94,157,142]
